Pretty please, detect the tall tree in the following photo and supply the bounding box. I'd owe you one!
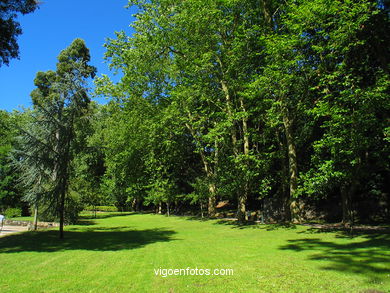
[15,39,96,238]
[264,0,390,223]
[100,0,272,220]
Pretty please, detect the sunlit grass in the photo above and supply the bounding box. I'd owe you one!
[0,213,389,292]
[7,216,33,222]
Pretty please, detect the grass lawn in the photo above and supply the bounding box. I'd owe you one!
[0,213,389,293]
[8,216,34,222]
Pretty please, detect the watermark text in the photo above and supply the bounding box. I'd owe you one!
[154,267,234,278]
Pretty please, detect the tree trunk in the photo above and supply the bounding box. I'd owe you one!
[237,97,250,223]
[283,113,299,223]
[33,203,38,231]
[341,180,357,226]
[237,194,248,222]
[58,123,70,239]
[221,78,246,222]
[341,185,351,225]
[59,182,66,239]
[185,120,217,217]
[166,202,170,217]
[260,0,272,28]
[158,202,162,214]
[208,183,217,217]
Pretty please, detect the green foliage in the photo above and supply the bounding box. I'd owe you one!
[92,0,389,223]
[84,205,118,212]
[0,0,38,66]
[37,191,84,224]
[0,110,28,211]
[4,207,21,218]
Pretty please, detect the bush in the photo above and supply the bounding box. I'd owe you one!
[5,208,22,218]
[84,205,118,212]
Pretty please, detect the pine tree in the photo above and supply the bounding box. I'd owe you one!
[14,39,96,238]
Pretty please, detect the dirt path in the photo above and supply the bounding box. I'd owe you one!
[0,225,28,238]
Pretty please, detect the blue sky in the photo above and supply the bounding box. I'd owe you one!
[0,0,136,111]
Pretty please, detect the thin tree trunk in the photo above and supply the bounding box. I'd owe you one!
[33,203,38,231]
[208,183,217,217]
[59,182,66,239]
[185,120,217,217]
[58,121,70,239]
[341,181,356,226]
[260,0,272,28]
[341,186,349,225]
[282,113,299,223]
[166,202,170,217]
[220,79,238,156]
[221,78,248,222]
[33,176,41,231]
[237,97,250,222]
[278,131,290,221]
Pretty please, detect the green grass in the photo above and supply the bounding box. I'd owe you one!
[8,216,34,222]
[0,213,389,293]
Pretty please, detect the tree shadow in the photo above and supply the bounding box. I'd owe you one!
[79,212,135,220]
[184,215,214,222]
[75,219,96,226]
[299,224,390,239]
[279,232,390,284]
[213,219,297,230]
[74,212,139,226]
[0,226,177,253]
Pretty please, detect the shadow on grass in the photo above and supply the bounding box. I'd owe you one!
[79,212,136,220]
[299,224,390,239]
[213,219,297,230]
[184,216,214,222]
[0,226,176,253]
[279,232,390,284]
[183,215,299,230]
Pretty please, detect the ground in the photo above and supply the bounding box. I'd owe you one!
[0,225,28,238]
[0,212,389,293]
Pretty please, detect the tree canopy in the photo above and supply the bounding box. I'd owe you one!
[0,0,38,66]
[2,0,389,228]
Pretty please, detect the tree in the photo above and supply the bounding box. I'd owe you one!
[99,0,273,221]
[298,0,390,224]
[264,0,390,223]
[71,103,107,217]
[0,0,38,66]
[95,0,389,224]
[0,110,28,213]
[15,39,96,238]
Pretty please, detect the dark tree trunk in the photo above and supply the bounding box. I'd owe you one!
[341,185,351,225]
[59,184,66,239]
[341,181,356,226]
[166,202,170,217]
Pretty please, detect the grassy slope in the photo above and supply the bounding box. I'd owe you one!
[0,213,388,293]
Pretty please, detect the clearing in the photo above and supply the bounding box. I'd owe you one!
[0,213,388,293]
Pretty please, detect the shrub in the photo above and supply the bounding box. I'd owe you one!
[84,205,118,212]
[5,208,22,218]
